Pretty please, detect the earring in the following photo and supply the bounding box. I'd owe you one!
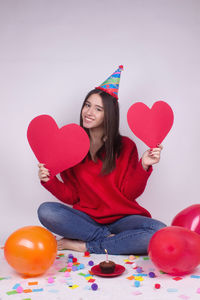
[103,136,108,142]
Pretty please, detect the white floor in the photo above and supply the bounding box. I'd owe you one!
[0,247,200,300]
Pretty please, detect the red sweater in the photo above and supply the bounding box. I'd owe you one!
[42,136,152,224]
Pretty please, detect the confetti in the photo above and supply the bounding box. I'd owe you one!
[12,283,20,289]
[134,276,144,281]
[132,274,147,277]
[85,276,93,281]
[59,267,68,272]
[127,275,134,280]
[28,281,38,285]
[32,288,44,292]
[132,291,142,295]
[91,283,98,290]
[154,283,161,289]
[48,289,59,293]
[69,284,79,289]
[78,272,86,276]
[88,260,94,266]
[16,286,23,293]
[179,295,190,300]
[129,255,135,260]
[149,272,156,278]
[47,277,55,283]
[173,277,183,281]
[167,288,178,292]
[134,281,140,287]
[6,291,18,295]
[124,259,131,262]
[73,257,78,263]
[67,262,73,267]
[136,267,143,273]
[23,289,32,293]
[143,257,150,260]
[1,251,200,299]
[85,274,93,278]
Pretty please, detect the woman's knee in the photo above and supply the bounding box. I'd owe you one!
[150,219,167,235]
[156,220,167,230]
[37,202,58,224]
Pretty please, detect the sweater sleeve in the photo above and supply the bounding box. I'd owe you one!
[117,137,152,201]
[41,168,79,205]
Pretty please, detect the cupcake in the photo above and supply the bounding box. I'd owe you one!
[99,260,116,274]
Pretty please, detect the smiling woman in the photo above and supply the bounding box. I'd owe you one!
[80,89,121,172]
[81,93,104,129]
[37,66,166,255]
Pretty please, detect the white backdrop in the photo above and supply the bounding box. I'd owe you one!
[0,0,199,244]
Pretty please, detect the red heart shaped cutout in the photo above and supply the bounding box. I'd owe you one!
[27,115,90,177]
[127,101,174,148]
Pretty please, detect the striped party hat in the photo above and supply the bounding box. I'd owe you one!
[95,65,123,100]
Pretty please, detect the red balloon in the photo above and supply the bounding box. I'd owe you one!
[148,226,200,275]
[171,205,200,234]
[4,226,57,276]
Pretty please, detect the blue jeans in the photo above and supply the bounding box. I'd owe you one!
[38,202,166,255]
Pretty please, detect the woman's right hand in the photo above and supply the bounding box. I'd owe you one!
[38,163,50,182]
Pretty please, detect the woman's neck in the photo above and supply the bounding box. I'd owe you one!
[89,127,104,144]
[89,127,105,161]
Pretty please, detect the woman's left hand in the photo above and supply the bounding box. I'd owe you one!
[142,144,163,171]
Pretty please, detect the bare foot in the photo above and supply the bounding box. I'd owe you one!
[57,238,87,252]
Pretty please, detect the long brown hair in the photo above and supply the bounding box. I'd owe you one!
[80,89,122,175]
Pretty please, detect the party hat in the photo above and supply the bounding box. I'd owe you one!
[95,65,123,100]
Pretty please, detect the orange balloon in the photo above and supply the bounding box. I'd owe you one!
[4,226,57,276]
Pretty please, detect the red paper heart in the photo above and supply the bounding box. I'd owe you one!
[127,101,174,148]
[27,115,90,177]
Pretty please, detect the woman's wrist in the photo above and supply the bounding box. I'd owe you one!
[141,160,150,171]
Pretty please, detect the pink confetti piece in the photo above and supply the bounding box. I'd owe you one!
[16,286,23,293]
[197,288,200,294]
[132,291,142,296]
[68,262,73,267]
[179,295,190,300]
[47,277,54,284]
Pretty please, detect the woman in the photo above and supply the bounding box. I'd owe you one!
[38,68,166,255]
